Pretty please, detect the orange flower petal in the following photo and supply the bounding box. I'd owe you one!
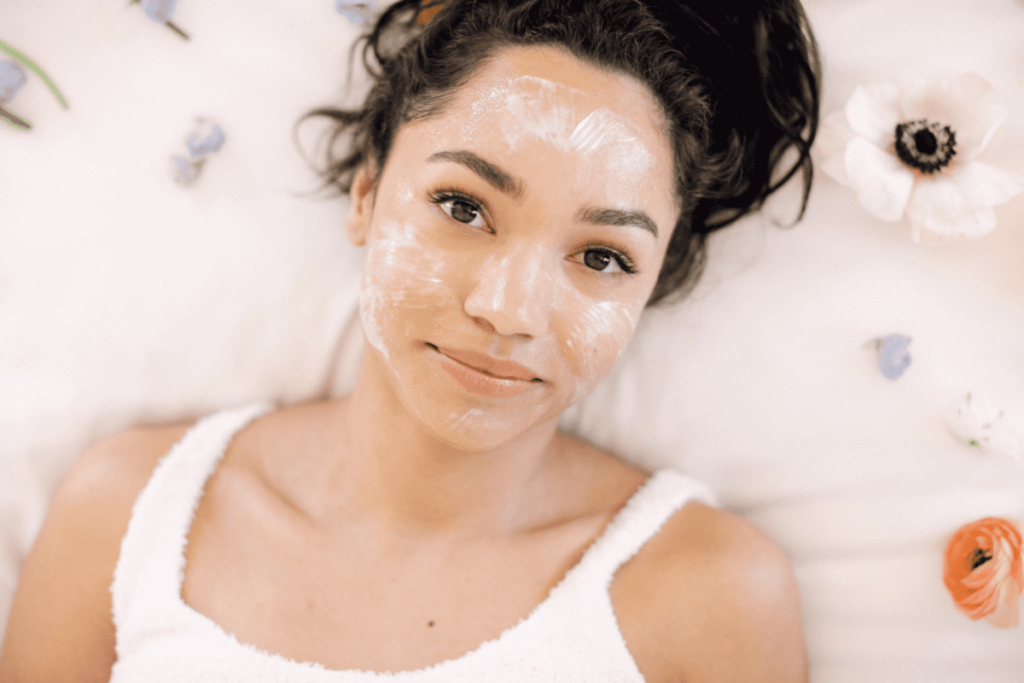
[943,517,1024,628]
[984,579,1021,628]
[416,1,445,25]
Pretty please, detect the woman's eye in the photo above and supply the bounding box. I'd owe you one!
[584,249,615,272]
[440,198,486,229]
[581,248,626,274]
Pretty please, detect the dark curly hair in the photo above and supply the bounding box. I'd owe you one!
[301,0,820,305]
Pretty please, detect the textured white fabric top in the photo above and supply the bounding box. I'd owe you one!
[109,403,715,682]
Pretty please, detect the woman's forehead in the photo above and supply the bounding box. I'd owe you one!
[455,46,665,137]
[471,46,647,98]
[393,46,677,221]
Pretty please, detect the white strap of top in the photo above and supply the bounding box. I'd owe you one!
[112,402,274,631]
[568,469,717,588]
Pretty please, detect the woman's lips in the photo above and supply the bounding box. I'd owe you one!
[428,344,541,398]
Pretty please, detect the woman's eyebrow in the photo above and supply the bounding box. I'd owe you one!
[427,150,525,199]
[577,207,659,238]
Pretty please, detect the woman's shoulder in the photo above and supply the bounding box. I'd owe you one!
[33,420,196,588]
[0,420,193,682]
[612,500,808,683]
[67,421,196,508]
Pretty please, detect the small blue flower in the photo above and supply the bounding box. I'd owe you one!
[336,0,375,26]
[173,119,224,185]
[0,60,27,105]
[172,156,203,186]
[187,120,226,158]
[141,0,177,23]
[876,334,912,380]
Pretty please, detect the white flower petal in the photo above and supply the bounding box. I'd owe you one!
[909,175,995,239]
[948,393,1022,459]
[845,82,902,148]
[816,110,855,185]
[845,138,914,221]
[953,162,1024,207]
[901,73,1008,159]
[986,432,1023,461]
[906,176,997,240]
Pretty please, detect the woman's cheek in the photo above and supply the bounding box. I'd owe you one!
[359,220,455,360]
[557,294,641,402]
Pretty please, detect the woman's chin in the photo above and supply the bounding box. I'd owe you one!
[361,337,590,452]
[407,394,559,453]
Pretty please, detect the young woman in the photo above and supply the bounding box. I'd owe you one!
[0,1,819,680]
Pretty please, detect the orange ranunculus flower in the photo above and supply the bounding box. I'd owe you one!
[416,0,445,25]
[943,517,1024,628]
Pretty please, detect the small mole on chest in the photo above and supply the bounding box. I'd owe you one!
[428,620,435,628]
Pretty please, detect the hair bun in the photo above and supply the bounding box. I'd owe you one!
[647,0,820,233]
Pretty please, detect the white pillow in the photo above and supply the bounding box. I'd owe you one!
[563,0,1024,678]
[1,0,1023,678]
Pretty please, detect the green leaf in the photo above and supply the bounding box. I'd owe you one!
[0,40,68,109]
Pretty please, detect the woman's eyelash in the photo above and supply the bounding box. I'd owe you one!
[577,241,638,275]
[427,191,637,275]
[428,189,487,225]
[429,188,481,206]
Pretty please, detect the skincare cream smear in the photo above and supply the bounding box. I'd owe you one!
[484,76,654,177]
[352,47,674,448]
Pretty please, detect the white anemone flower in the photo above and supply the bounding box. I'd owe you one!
[948,393,1022,461]
[817,73,1024,242]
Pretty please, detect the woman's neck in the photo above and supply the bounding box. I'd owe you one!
[323,351,566,542]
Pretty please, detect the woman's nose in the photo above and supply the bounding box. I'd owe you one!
[464,250,553,338]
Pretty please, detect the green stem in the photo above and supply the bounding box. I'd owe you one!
[165,20,190,40]
[129,1,190,41]
[0,104,31,130]
[0,40,68,109]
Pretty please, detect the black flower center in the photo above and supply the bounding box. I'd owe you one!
[970,548,993,571]
[894,119,956,174]
[913,129,937,155]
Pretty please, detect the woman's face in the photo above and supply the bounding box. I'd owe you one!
[347,46,678,451]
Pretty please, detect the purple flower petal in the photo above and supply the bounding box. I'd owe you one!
[187,121,225,158]
[877,334,912,380]
[172,156,202,185]
[142,0,177,24]
[336,0,375,26]
[0,61,28,105]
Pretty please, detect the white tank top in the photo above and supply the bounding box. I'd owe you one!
[110,403,715,682]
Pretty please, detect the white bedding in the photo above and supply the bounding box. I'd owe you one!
[2,0,1023,678]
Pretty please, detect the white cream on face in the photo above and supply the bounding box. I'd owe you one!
[359,216,451,362]
[361,212,641,443]
[470,75,654,181]
[358,212,552,442]
[464,245,557,339]
[558,296,640,403]
[454,73,657,357]
[353,47,676,450]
